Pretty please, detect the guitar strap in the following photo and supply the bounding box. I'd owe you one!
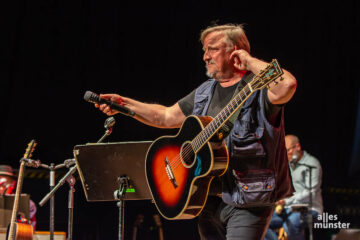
[221,72,254,134]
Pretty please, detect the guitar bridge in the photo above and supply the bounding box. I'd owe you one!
[165,157,178,188]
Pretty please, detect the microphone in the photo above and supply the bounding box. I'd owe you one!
[84,91,135,117]
[291,154,299,163]
[290,154,298,169]
[104,117,116,129]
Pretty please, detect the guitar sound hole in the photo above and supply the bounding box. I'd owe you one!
[180,142,195,168]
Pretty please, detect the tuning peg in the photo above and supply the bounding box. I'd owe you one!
[280,77,284,81]
[273,81,279,85]
[266,85,271,89]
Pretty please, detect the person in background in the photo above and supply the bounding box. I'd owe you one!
[265,135,323,240]
[0,165,37,230]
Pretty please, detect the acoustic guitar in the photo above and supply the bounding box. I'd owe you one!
[145,60,284,220]
[7,140,37,240]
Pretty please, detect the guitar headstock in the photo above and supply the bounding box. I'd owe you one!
[23,140,37,159]
[249,59,284,91]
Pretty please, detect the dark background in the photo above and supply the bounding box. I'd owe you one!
[1,0,360,239]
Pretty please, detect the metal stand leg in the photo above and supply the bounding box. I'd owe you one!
[50,165,55,240]
[117,200,124,240]
[114,176,129,240]
[308,166,314,240]
[66,175,76,240]
[295,163,316,240]
[308,213,313,240]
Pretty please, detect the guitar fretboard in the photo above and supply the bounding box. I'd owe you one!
[191,82,253,153]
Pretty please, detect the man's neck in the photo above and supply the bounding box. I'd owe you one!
[299,151,304,161]
[217,71,246,87]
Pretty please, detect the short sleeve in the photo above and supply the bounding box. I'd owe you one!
[262,89,282,126]
[178,89,196,116]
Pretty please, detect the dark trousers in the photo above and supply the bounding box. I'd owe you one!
[198,196,274,240]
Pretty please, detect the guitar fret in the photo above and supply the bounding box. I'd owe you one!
[235,95,242,104]
[217,114,223,124]
[213,121,218,132]
[208,127,214,137]
[248,83,253,92]
[193,140,197,150]
[196,135,201,149]
[203,133,207,142]
[193,138,198,151]
[231,100,236,110]
[197,137,202,149]
[208,126,214,136]
[228,101,234,112]
[225,107,231,117]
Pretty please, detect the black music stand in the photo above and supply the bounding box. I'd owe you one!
[73,141,153,240]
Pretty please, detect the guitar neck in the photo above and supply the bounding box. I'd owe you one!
[191,82,254,153]
[8,161,26,240]
[8,140,36,240]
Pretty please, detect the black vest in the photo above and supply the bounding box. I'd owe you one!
[192,78,294,207]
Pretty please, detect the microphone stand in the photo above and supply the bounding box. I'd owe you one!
[38,117,116,240]
[24,158,75,240]
[114,176,129,240]
[296,163,316,240]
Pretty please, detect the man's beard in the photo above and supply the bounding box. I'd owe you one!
[205,62,219,79]
[206,68,218,78]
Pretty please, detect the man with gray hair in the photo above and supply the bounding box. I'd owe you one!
[265,135,323,240]
[95,23,297,239]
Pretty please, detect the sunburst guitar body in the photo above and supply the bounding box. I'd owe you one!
[145,115,229,220]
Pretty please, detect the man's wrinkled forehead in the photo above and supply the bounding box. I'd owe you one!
[285,136,297,147]
[203,31,226,47]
